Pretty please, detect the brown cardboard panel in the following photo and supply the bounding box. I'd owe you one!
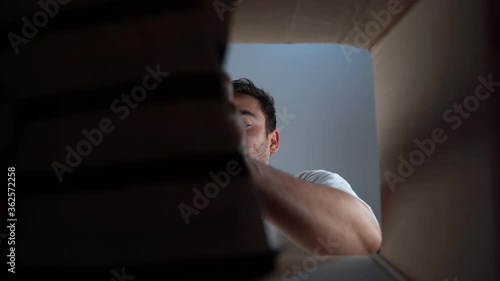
[15,100,240,171]
[0,103,14,160]
[258,255,398,281]
[230,0,417,47]
[0,0,201,24]
[17,176,270,265]
[372,0,499,279]
[492,0,500,277]
[1,0,229,98]
[1,15,220,98]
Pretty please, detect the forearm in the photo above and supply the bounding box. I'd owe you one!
[247,159,382,255]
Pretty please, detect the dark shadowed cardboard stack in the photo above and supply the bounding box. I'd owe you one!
[1,1,275,280]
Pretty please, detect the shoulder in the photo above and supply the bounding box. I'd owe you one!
[295,169,356,196]
[295,169,346,183]
[295,169,378,222]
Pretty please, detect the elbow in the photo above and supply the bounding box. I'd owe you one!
[329,228,381,256]
[363,229,382,254]
[325,223,381,256]
[346,213,382,255]
[357,222,382,255]
[346,229,381,256]
[353,200,382,255]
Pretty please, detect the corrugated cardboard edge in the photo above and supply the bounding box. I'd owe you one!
[371,253,409,281]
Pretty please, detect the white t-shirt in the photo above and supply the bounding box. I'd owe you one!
[263,169,377,250]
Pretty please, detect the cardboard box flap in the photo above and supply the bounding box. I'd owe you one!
[230,0,418,48]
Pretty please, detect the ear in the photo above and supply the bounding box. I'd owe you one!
[269,130,280,154]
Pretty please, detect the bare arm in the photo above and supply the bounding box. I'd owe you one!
[246,158,382,255]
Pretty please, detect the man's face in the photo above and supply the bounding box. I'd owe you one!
[233,94,279,164]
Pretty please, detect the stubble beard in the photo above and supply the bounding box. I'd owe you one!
[249,141,269,164]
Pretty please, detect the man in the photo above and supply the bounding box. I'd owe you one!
[225,77,382,255]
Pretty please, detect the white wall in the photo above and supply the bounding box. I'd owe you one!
[223,44,381,222]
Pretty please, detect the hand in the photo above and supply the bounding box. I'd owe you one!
[221,72,248,157]
[230,107,248,157]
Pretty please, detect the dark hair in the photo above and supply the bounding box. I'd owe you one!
[231,78,277,134]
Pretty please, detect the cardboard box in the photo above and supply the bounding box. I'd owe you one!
[1,1,275,280]
[0,0,228,97]
[2,0,498,280]
[231,0,499,280]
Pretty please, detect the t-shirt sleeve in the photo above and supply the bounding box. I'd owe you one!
[295,169,378,222]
